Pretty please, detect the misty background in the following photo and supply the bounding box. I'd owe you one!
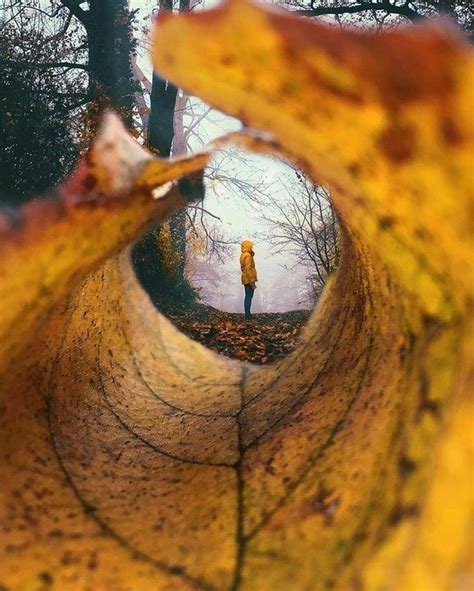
[131,0,327,313]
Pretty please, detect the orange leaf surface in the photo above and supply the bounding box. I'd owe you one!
[1,3,473,591]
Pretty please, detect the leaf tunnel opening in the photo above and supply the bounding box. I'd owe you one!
[131,150,340,365]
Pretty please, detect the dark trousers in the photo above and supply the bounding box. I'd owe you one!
[244,284,254,318]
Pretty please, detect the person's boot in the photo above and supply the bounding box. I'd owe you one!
[245,313,252,320]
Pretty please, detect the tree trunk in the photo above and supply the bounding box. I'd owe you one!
[86,0,137,131]
[131,56,151,134]
[132,0,194,307]
[147,74,178,156]
[169,92,189,284]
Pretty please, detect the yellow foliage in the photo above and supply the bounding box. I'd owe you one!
[0,3,473,591]
[155,221,177,276]
[187,226,211,257]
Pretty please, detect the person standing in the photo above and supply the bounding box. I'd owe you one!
[240,240,258,319]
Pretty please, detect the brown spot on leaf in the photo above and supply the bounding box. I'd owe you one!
[310,484,340,526]
[399,455,417,478]
[87,551,98,571]
[379,216,395,230]
[441,116,463,145]
[82,173,98,193]
[221,55,236,67]
[37,572,53,586]
[348,162,361,178]
[378,123,416,164]
[389,503,420,525]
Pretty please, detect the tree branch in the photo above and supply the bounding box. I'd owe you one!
[292,2,422,21]
[59,0,89,25]
[6,60,89,71]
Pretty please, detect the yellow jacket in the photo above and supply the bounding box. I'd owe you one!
[240,240,258,285]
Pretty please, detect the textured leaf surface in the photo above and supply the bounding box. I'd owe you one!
[1,3,473,591]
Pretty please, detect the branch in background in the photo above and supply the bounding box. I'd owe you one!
[58,0,90,25]
[184,106,213,139]
[131,55,152,93]
[188,204,222,222]
[44,7,74,43]
[5,59,89,71]
[173,92,188,156]
[292,2,422,21]
[0,8,22,29]
[131,55,150,133]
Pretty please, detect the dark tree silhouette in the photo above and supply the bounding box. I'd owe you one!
[283,0,473,34]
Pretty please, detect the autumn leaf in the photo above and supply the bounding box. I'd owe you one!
[1,2,473,591]
[0,113,210,375]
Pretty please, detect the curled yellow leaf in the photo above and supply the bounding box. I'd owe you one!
[0,3,473,591]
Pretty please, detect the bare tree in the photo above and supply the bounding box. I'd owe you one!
[259,168,340,300]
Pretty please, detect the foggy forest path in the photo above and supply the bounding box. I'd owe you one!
[163,303,311,364]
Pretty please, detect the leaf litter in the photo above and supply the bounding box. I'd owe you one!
[162,303,311,364]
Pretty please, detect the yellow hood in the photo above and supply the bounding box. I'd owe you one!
[241,240,254,253]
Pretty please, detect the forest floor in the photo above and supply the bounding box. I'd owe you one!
[162,302,311,364]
